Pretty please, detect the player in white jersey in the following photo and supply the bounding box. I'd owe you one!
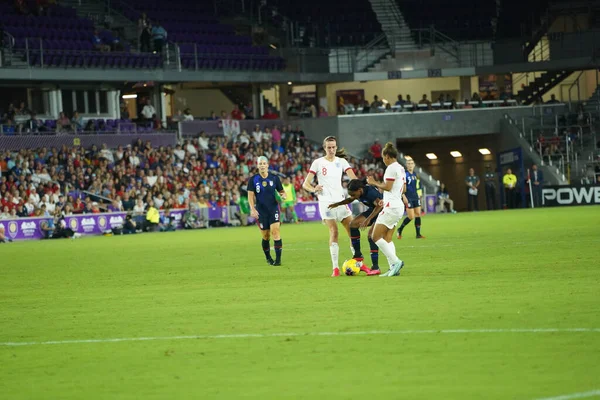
[366,142,408,277]
[303,136,367,277]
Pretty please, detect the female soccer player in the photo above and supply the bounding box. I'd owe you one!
[303,136,360,277]
[328,179,383,273]
[248,156,286,266]
[367,142,408,277]
[396,157,425,239]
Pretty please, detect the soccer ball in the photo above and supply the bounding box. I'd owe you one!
[343,259,363,276]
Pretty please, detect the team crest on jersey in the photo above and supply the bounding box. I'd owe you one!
[262,181,267,187]
[335,163,340,168]
[269,181,273,186]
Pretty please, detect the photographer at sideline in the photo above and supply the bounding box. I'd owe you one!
[123,213,138,234]
[159,209,177,232]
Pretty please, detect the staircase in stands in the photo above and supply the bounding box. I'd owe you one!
[368,0,417,54]
[517,70,573,105]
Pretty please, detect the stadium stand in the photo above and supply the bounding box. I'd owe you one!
[113,0,286,71]
[395,0,496,41]
[0,0,162,68]
[265,0,382,47]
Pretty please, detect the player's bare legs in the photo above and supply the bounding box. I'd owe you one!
[371,223,403,276]
[324,219,341,276]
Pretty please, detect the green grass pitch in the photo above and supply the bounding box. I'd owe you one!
[1,207,599,399]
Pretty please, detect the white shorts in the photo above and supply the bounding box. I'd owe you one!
[375,206,405,229]
[319,201,352,222]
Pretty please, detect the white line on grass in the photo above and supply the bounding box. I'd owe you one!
[1,328,599,347]
[533,389,600,400]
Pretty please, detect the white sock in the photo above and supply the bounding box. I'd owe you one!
[330,242,339,270]
[375,238,400,265]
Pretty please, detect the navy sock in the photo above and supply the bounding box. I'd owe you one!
[368,238,379,268]
[274,239,282,262]
[415,217,422,236]
[262,239,272,260]
[350,227,362,258]
[397,217,411,234]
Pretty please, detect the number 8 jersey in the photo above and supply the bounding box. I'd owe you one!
[308,156,352,203]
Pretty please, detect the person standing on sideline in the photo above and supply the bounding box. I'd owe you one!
[248,156,286,266]
[366,142,407,277]
[484,165,497,210]
[503,168,518,209]
[528,164,544,207]
[465,168,480,211]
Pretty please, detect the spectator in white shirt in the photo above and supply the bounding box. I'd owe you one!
[173,144,185,160]
[133,198,146,215]
[129,153,140,168]
[239,130,250,145]
[185,140,197,156]
[29,188,41,206]
[99,144,114,163]
[252,125,264,143]
[141,99,156,120]
[115,145,124,160]
[198,132,209,150]
[147,170,158,187]
[183,108,194,121]
[153,193,165,209]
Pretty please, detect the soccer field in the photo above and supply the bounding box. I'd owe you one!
[1,207,599,400]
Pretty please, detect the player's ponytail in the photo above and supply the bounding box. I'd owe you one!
[382,142,398,159]
[335,148,348,160]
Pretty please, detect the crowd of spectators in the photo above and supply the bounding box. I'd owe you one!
[338,91,519,115]
[0,123,384,229]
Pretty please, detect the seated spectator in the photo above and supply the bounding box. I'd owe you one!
[395,95,405,107]
[318,106,329,117]
[17,101,31,116]
[84,119,95,132]
[208,111,219,121]
[419,94,432,109]
[40,206,55,238]
[262,107,278,120]
[2,119,16,134]
[231,105,244,120]
[28,113,46,133]
[463,99,473,109]
[111,31,124,52]
[371,95,383,109]
[71,111,83,130]
[57,112,72,132]
[546,94,559,104]
[92,30,110,52]
[472,92,481,102]
[437,183,456,213]
[182,108,194,121]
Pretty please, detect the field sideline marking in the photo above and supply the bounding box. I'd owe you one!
[533,389,600,400]
[1,328,599,347]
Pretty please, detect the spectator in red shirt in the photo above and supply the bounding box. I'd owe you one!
[231,105,244,120]
[262,107,278,120]
[369,139,382,165]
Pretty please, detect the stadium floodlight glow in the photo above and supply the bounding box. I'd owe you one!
[122,94,137,99]
[450,151,462,158]
[287,81,292,85]
[425,153,438,160]
[270,44,277,49]
[479,148,491,155]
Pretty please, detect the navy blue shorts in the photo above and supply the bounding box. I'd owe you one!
[356,207,377,227]
[406,196,421,209]
[257,208,280,230]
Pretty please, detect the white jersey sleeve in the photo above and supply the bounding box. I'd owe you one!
[382,162,406,208]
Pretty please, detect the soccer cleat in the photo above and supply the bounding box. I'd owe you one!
[331,268,340,277]
[353,256,364,262]
[397,234,402,240]
[367,268,381,276]
[379,269,392,277]
[272,261,281,266]
[416,235,425,239]
[389,260,405,276]
[359,265,372,274]
[266,258,275,266]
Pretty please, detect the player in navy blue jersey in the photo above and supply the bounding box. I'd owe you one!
[396,157,425,239]
[328,179,383,273]
[248,156,286,266]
